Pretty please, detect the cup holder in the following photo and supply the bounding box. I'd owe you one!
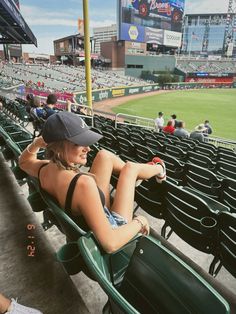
[210,182,221,193]
[200,216,218,237]
[57,242,83,275]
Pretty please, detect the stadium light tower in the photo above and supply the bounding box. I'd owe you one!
[222,0,236,56]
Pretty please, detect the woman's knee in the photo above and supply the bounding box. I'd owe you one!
[95,149,112,162]
[121,161,137,176]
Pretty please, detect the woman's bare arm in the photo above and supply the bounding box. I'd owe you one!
[18,136,48,177]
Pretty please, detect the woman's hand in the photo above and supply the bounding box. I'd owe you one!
[134,215,150,235]
[32,136,47,149]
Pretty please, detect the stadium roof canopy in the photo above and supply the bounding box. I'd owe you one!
[0,0,37,46]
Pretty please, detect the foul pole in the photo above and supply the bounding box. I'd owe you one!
[83,0,92,108]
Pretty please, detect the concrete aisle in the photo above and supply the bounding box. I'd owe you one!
[0,154,89,314]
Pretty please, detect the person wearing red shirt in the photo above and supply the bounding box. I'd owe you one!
[163,120,175,134]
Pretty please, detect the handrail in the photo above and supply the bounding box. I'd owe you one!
[115,113,155,130]
[206,136,236,151]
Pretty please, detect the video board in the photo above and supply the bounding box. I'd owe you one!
[118,0,185,47]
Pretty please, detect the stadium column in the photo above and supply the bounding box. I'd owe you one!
[83,0,92,109]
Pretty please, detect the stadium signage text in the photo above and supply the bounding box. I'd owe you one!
[163,30,182,47]
[128,26,139,41]
[112,89,125,97]
[150,1,172,15]
[98,90,109,101]
[142,85,153,92]
[74,84,160,104]
[128,87,140,94]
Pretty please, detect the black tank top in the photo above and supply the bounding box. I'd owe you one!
[38,163,105,214]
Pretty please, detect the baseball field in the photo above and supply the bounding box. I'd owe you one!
[111,89,236,140]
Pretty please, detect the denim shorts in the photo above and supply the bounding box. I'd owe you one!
[104,206,127,229]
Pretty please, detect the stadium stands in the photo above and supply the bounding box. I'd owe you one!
[176,59,236,74]
[0,63,150,93]
[1,94,236,312]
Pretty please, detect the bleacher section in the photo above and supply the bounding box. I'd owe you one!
[176,59,236,74]
[0,63,150,93]
[1,98,236,312]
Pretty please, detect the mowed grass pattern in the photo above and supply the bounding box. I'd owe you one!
[112,89,236,140]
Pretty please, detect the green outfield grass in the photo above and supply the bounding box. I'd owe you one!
[112,89,236,140]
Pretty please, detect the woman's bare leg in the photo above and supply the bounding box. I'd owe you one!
[0,293,11,313]
[111,161,164,222]
[89,149,125,208]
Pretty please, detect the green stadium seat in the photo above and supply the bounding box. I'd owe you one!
[134,176,166,219]
[216,161,236,181]
[78,233,230,314]
[221,178,236,214]
[99,131,119,153]
[164,143,187,161]
[129,131,146,145]
[161,181,224,254]
[145,136,164,152]
[194,145,217,161]
[187,151,216,170]
[183,163,223,200]
[218,152,236,166]
[117,136,136,161]
[209,212,236,278]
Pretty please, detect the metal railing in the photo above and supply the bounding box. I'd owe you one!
[206,136,236,151]
[115,113,155,130]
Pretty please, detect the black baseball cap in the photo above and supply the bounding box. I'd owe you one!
[42,111,103,146]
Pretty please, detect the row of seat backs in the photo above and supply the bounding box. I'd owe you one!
[1,112,235,278]
[100,120,236,161]
[1,96,30,127]
[78,233,233,314]
[133,176,236,278]
[98,129,236,182]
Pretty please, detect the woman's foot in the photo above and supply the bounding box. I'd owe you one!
[148,157,166,183]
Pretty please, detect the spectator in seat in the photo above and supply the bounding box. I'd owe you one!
[0,292,42,314]
[19,112,167,254]
[204,120,213,135]
[163,120,175,134]
[41,94,58,119]
[155,111,164,132]
[25,93,34,113]
[174,121,190,139]
[171,114,180,128]
[30,97,44,119]
[190,124,207,142]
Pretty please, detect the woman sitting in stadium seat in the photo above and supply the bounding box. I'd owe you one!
[163,120,175,134]
[19,112,166,253]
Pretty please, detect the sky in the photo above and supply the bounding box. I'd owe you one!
[14,0,230,54]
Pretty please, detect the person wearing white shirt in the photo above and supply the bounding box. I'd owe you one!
[155,112,164,132]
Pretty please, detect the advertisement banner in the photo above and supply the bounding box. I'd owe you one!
[163,30,182,47]
[185,77,233,84]
[145,27,164,44]
[119,0,185,42]
[74,84,160,104]
[25,88,73,109]
[119,23,145,42]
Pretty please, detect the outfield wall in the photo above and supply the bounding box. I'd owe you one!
[125,55,176,78]
[74,83,160,105]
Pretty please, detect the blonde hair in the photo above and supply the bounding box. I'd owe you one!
[45,140,81,172]
[45,141,96,181]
